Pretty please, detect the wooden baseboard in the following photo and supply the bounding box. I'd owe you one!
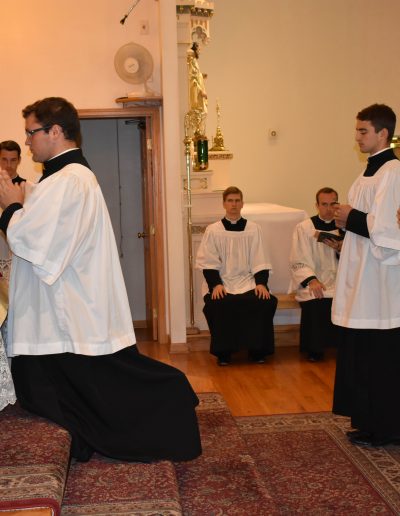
[133,320,147,328]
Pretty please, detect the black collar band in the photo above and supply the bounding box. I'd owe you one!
[41,149,91,182]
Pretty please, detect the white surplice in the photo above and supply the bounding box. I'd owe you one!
[332,159,400,329]
[196,219,272,296]
[6,163,136,356]
[289,218,339,302]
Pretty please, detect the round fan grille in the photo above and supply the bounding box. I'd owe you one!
[114,42,154,84]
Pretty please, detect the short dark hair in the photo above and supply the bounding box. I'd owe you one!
[223,186,243,202]
[0,140,21,158]
[22,97,82,147]
[316,187,338,204]
[357,103,396,141]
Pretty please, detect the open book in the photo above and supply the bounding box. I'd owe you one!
[316,231,344,243]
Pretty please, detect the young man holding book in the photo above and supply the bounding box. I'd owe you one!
[289,187,342,361]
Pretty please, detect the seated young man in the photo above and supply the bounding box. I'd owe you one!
[196,186,277,365]
[289,187,342,361]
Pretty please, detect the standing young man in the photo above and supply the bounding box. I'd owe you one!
[196,186,277,365]
[333,104,400,446]
[0,97,201,462]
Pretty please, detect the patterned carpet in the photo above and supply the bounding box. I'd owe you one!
[177,394,400,515]
[2,394,400,515]
[236,410,400,515]
[62,457,182,515]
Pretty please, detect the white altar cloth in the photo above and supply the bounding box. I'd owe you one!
[241,203,308,293]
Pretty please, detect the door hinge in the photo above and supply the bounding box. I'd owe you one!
[153,308,158,319]
[147,138,152,151]
[150,224,155,235]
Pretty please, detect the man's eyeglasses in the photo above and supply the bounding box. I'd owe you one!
[25,125,52,137]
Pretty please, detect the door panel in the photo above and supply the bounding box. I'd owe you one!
[80,118,147,323]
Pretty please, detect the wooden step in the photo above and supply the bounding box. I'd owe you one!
[0,404,71,516]
[61,456,182,515]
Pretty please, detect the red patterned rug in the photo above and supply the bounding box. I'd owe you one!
[4,395,399,514]
[62,456,181,515]
[236,411,400,515]
[173,394,400,515]
[175,393,277,515]
[59,393,400,515]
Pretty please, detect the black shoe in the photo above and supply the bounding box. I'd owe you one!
[346,429,370,439]
[307,352,323,362]
[347,431,372,445]
[252,357,266,364]
[349,433,400,447]
[249,352,266,364]
[217,354,231,366]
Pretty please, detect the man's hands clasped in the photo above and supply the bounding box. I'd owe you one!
[0,169,25,209]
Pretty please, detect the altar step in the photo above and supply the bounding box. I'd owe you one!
[0,394,278,515]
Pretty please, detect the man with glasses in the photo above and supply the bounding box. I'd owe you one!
[0,97,201,463]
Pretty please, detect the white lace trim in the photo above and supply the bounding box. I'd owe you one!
[0,259,11,281]
[0,320,16,411]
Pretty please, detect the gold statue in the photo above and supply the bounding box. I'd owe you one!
[187,42,207,137]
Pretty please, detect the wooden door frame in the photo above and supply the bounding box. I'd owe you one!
[78,106,167,344]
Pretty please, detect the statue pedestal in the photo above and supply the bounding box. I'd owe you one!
[188,150,233,193]
[208,150,233,191]
[183,170,214,192]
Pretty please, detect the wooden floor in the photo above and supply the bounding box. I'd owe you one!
[137,333,337,417]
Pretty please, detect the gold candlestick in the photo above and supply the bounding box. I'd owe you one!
[210,99,227,151]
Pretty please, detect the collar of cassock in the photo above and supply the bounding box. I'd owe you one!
[364,148,397,177]
[222,217,247,231]
[311,214,337,231]
[41,148,91,182]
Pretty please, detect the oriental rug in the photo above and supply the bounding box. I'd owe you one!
[236,411,400,515]
[61,456,182,515]
[177,393,400,515]
[3,395,400,515]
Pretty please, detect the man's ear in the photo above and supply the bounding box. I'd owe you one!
[379,127,389,143]
[50,124,64,138]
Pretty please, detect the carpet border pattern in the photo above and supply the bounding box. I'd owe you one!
[236,410,400,514]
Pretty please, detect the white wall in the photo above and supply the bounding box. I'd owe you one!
[0,0,190,344]
[0,0,160,180]
[158,0,188,343]
[200,0,400,215]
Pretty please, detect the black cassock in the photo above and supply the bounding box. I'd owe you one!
[204,290,277,357]
[12,346,202,462]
